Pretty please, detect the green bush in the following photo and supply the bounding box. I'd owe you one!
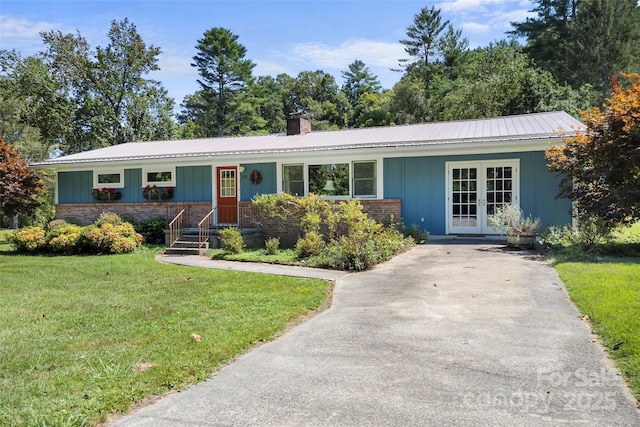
[220,227,243,254]
[403,224,429,244]
[94,212,124,226]
[310,228,412,271]
[265,237,280,255]
[136,216,167,245]
[47,224,83,254]
[8,227,47,252]
[84,222,143,254]
[296,231,325,258]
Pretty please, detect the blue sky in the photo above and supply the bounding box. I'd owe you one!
[1,0,534,107]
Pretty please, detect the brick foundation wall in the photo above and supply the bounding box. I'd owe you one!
[55,202,212,227]
[239,199,402,247]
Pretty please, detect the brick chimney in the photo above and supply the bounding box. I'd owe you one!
[286,112,311,136]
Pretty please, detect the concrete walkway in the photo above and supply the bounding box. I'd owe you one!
[114,243,640,426]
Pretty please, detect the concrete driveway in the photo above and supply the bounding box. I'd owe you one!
[113,242,640,426]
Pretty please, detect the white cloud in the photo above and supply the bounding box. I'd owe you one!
[462,22,491,34]
[0,15,59,51]
[283,39,406,70]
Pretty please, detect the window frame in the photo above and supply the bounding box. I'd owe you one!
[142,166,176,187]
[352,160,377,198]
[280,160,378,199]
[282,164,305,196]
[93,169,125,188]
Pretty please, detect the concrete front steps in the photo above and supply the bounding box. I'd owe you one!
[164,232,208,256]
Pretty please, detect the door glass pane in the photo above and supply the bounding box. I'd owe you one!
[486,165,513,228]
[220,170,236,197]
[451,167,478,227]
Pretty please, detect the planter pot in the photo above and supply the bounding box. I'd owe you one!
[93,192,121,202]
[507,234,536,248]
[143,191,173,200]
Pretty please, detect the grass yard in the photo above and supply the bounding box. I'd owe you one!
[553,223,640,403]
[0,242,330,426]
[208,247,299,264]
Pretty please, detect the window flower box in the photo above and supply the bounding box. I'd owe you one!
[143,185,174,200]
[92,187,121,202]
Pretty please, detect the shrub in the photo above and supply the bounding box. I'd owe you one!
[47,224,83,254]
[9,226,47,252]
[219,227,243,254]
[403,224,429,244]
[47,219,69,230]
[136,216,167,245]
[94,212,123,226]
[84,222,143,254]
[310,228,412,271]
[265,237,280,255]
[296,231,325,258]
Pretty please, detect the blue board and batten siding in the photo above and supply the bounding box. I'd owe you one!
[58,154,570,235]
[384,151,572,235]
[58,166,213,204]
[239,163,277,201]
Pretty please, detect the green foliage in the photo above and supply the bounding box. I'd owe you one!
[8,216,142,255]
[8,226,47,252]
[255,194,414,271]
[135,216,167,245]
[547,74,640,227]
[403,224,429,244]
[191,27,256,137]
[264,237,280,255]
[488,204,540,236]
[219,227,243,254]
[47,224,83,254]
[83,222,143,254]
[94,211,124,226]
[296,231,325,258]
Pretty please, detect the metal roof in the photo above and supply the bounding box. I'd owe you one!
[36,111,584,166]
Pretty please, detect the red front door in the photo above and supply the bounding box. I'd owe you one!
[217,167,238,224]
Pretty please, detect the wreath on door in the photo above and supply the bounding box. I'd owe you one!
[249,170,262,185]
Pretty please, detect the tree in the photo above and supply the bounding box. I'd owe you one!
[0,136,45,219]
[546,73,640,226]
[510,0,578,83]
[39,19,175,152]
[566,0,640,99]
[438,42,594,120]
[341,60,382,126]
[191,27,255,137]
[398,6,449,104]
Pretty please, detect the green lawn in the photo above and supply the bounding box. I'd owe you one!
[0,242,330,426]
[553,225,640,403]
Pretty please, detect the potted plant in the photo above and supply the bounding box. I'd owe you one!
[92,187,121,202]
[143,185,173,200]
[489,204,540,248]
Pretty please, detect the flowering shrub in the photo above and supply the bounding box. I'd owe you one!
[48,224,83,254]
[9,214,143,255]
[9,226,47,252]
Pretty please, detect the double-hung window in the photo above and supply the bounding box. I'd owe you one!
[282,164,305,196]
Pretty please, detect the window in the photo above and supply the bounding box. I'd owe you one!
[308,163,349,196]
[219,169,236,197]
[353,161,376,197]
[282,164,304,196]
[93,169,124,188]
[282,161,378,198]
[142,167,175,187]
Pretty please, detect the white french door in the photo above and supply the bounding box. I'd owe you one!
[446,160,520,234]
